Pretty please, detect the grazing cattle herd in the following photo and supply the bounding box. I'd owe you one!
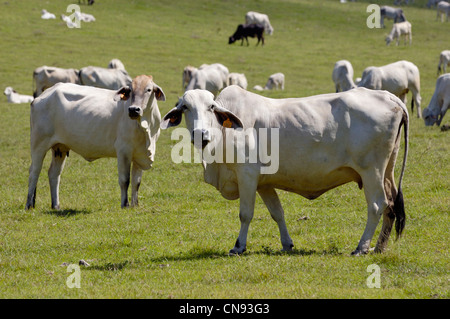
[3,3,448,256]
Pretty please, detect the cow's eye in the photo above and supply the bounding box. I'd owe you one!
[147,88,152,92]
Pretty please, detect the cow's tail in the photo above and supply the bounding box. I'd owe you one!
[393,106,409,239]
[32,70,37,98]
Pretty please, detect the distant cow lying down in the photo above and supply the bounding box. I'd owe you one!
[229,24,265,46]
[26,75,165,209]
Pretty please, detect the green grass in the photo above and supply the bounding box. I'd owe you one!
[0,0,449,299]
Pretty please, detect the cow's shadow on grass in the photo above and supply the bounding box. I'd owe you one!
[149,246,343,264]
[80,247,344,273]
[43,208,92,217]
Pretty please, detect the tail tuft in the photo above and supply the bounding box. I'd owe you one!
[394,187,406,239]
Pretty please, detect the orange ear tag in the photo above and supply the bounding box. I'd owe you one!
[223,118,232,128]
[170,117,177,123]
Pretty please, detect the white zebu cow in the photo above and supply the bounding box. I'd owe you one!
[385,21,412,46]
[436,1,450,22]
[161,86,409,256]
[332,60,356,92]
[227,73,248,90]
[380,6,406,28]
[422,73,450,126]
[185,63,229,97]
[26,75,165,209]
[437,50,450,75]
[108,59,126,70]
[79,66,132,90]
[245,11,274,35]
[358,60,422,118]
[33,66,80,97]
[4,87,33,104]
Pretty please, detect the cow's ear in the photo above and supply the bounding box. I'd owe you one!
[153,84,166,101]
[160,107,183,129]
[114,86,131,101]
[213,104,244,129]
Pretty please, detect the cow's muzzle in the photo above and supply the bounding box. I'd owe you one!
[192,129,211,149]
[128,106,142,119]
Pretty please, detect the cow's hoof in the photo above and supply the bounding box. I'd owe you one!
[351,249,368,256]
[228,247,246,256]
[281,244,294,252]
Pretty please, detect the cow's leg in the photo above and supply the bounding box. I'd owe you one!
[352,171,388,256]
[410,87,422,118]
[48,145,69,210]
[117,154,131,208]
[229,174,258,255]
[258,187,294,251]
[437,97,449,126]
[26,147,47,209]
[130,163,142,207]
[374,149,399,253]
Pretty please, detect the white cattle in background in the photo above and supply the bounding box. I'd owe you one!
[245,11,274,35]
[41,9,55,19]
[161,86,408,256]
[427,0,442,7]
[33,66,80,97]
[423,73,450,126]
[60,14,78,28]
[182,65,198,90]
[332,60,356,92]
[4,87,33,104]
[358,60,421,117]
[75,11,96,22]
[79,65,132,90]
[385,21,412,46]
[227,73,248,90]
[185,63,229,97]
[380,6,406,28]
[26,75,165,210]
[108,59,126,70]
[264,73,285,90]
[436,1,450,22]
[437,50,450,75]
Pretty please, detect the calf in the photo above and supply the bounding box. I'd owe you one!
[26,75,165,209]
[4,87,33,104]
[332,60,356,92]
[228,24,265,46]
[385,21,412,46]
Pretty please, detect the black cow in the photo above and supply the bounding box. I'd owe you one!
[228,24,265,46]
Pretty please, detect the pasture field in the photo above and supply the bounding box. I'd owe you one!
[0,0,448,299]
